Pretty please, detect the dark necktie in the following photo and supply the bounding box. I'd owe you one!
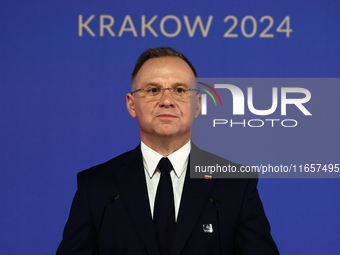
[153,157,176,255]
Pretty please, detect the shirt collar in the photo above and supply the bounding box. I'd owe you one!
[141,141,191,178]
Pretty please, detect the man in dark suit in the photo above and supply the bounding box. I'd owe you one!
[56,47,279,255]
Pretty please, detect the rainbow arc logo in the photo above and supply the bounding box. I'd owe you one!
[197,82,222,115]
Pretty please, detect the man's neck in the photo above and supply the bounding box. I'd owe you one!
[141,135,190,157]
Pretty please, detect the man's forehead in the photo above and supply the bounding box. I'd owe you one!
[137,57,194,76]
[139,81,190,88]
[134,57,195,87]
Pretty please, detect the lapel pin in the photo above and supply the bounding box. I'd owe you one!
[203,224,213,233]
[205,175,212,179]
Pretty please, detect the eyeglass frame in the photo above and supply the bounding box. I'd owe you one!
[130,87,200,101]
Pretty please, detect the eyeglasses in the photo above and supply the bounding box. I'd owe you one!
[131,87,199,102]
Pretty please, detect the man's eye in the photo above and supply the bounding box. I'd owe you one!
[147,88,159,93]
[175,88,186,93]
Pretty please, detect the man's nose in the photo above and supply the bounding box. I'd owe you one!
[159,89,175,105]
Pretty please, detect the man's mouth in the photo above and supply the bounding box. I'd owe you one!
[157,114,177,118]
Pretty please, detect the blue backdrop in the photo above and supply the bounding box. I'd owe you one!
[1,0,339,254]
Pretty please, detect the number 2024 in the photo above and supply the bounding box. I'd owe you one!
[224,15,292,38]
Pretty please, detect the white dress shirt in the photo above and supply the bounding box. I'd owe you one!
[141,141,190,221]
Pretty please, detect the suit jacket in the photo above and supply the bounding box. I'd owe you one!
[56,144,279,255]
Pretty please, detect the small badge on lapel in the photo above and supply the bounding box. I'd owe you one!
[203,224,213,233]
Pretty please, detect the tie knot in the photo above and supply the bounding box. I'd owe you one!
[157,157,173,173]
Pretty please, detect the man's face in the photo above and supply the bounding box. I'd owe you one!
[126,57,201,143]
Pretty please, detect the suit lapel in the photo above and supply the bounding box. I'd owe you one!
[112,144,216,255]
[171,153,216,255]
[113,146,159,255]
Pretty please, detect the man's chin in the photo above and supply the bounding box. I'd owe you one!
[153,127,182,138]
[155,130,176,137]
[145,124,190,139]
[154,128,190,140]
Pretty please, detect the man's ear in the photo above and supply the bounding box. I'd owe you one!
[126,93,137,118]
[194,94,201,118]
